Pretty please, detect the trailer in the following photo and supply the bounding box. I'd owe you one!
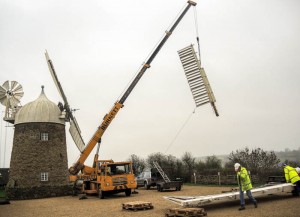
[153,162,183,192]
[164,183,294,207]
[157,180,183,192]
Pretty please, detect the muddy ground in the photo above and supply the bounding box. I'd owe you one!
[0,185,299,217]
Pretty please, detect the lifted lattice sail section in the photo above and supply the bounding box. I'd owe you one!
[178,45,219,116]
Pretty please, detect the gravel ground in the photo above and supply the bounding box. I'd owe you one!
[0,185,299,217]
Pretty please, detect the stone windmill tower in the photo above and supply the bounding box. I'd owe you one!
[6,86,71,199]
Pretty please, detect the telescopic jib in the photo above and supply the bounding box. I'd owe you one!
[69,1,197,175]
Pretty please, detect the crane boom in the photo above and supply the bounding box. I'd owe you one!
[69,0,197,175]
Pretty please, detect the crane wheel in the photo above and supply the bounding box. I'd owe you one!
[125,189,131,197]
[144,182,150,190]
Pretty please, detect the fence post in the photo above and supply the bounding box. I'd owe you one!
[194,172,196,184]
[218,172,221,185]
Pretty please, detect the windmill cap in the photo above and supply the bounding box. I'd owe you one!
[234,163,241,170]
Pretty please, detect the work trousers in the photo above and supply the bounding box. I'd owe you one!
[294,181,300,195]
[239,189,256,206]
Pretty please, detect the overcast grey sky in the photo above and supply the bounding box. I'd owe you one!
[1,0,300,168]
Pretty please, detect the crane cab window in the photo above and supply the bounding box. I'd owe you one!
[107,164,131,176]
[40,133,49,141]
[41,172,49,181]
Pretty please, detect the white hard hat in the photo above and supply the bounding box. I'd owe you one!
[296,167,300,174]
[234,163,241,171]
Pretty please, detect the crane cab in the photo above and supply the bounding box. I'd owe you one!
[71,160,137,199]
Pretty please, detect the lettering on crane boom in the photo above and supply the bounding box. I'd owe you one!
[100,105,121,131]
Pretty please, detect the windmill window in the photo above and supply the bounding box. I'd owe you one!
[40,133,49,141]
[41,172,49,181]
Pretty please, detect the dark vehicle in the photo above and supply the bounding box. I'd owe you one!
[0,168,10,204]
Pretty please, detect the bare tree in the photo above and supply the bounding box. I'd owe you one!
[181,152,195,182]
[228,147,280,179]
[128,154,146,175]
[146,152,168,168]
[194,156,222,175]
[205,156,222,169]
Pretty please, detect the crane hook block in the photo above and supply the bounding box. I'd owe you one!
[165,31,172,36]
[188,0,197,6]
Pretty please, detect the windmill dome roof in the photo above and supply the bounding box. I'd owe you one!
[15,86,65,125]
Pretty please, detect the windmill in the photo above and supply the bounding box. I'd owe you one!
[45,51,85,152]
[0,80,24,124]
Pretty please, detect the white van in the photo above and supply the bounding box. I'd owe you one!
[135,168,162,189]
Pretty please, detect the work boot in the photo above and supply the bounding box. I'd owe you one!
[238,206,245,211]
[254,201,258,208]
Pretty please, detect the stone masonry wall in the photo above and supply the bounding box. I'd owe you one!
[8,122,70,199]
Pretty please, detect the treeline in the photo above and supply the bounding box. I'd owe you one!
[276,148,300,163]
[128,147,300,183]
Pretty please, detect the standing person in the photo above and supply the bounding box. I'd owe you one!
[283,164,300,196]
[234,163,257,211]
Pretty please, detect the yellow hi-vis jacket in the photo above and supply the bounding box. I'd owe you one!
[237,167,253,191]
[284,165,300,184]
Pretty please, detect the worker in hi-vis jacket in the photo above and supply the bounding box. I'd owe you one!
[283,164,300,196]
[234,163,258,211]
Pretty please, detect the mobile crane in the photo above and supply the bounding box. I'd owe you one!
[47,1,197,199]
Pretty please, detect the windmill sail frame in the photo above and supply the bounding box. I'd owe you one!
[178,44,219,116]
[45,51,85,152]
[0,80,24,123]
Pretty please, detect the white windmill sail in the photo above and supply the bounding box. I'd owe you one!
[69,118,85,152]
[178,44,219,116]
[45,51,85,152]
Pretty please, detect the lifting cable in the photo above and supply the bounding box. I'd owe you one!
[164,107,196,154]
[164,6,202,154]
[193,6,202,65]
